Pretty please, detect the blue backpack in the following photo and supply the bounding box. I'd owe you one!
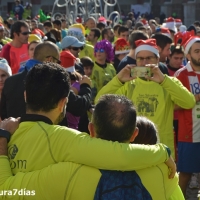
[94,170,152,200]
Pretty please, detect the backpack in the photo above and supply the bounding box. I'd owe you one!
[94,170,152,200]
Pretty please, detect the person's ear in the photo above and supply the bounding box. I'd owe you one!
[186,53,190,61]
[58,97,67,113]
[130,127,139,142]
[88,122,96,138]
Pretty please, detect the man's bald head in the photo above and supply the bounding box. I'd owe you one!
[33,41,60,62]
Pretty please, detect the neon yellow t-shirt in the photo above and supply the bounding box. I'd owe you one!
[0,156,184,200]
[8,115,170,175]
[79,43,95,61]
[91,62,116,101]
[95,76,196,158]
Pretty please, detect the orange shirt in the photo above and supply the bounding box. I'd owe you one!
[0,43,29,74]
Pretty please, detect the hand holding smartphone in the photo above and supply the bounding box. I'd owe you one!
[131,66,151,78]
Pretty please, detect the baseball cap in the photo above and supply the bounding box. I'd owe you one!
[61,36,84,49]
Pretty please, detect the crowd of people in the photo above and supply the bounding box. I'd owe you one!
[0,0,200,199]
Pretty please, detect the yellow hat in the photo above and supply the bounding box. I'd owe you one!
[69,24,85,36]
[28,34,42,43]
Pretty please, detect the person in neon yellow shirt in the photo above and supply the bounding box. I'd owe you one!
[0,94,181,199]
[95,39,196,159]
[87,28,101,47]
[85,17,96,37]
[91,39,116,101]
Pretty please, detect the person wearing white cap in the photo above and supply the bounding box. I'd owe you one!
[96,38,196,159]
[0,58,12,98]
[174,36,200,197]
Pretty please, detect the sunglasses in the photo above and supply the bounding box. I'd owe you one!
[95,48,105,53]
[46,56,61,64]
[70,46,83,51]
[20,31,31,35]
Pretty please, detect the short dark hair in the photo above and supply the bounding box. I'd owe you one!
[90,28,101,39]
[102,27,111,39]
[93,94,137,142]
[96,22,106,30]
[43,21,53,28]
[80,56,94,68]
[134,22,144,30]
[151,33,172,50]
[133,116,159,145]
[10,20,29,39]
[194,21,200,27]
[113,24,121,32]
[170,44,184,56]
[118,26,129,36]
[25,63,70,112]
[129,30,148,49]
[53,20,62,26]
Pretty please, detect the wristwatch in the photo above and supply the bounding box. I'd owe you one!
[0,129,11,142]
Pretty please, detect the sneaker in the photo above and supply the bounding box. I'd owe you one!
[189,173,199,189]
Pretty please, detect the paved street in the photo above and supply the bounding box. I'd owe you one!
[186,184,200,200]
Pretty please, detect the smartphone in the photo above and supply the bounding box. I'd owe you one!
[131,67,151,78]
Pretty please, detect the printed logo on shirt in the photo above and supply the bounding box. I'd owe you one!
[8,144,27,171]
[136,94,159,117]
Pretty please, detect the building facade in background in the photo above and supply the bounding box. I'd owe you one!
[0,0,199,27]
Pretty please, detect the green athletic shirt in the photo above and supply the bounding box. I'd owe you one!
[95,75,196,158]
[8,114,169,175]
[91,62,116,100]
[79,43,95,61]
[0,157,184,200]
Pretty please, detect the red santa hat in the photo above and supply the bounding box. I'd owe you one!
[157,27,171,38]
[140,19,149,28]
[0,23,4,30]
[175,19,182,26]
[174,30,195,46]
[162,17,177,33]
[98,16,107,25]
[184,36,200,54]
[60,50,76,73]
[115,38,130,55]
[76,16,82,24]
[135,39,160,57]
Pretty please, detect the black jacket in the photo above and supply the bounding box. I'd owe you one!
[0,69,92,125]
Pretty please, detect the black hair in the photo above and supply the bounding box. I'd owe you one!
[118,26,129,36]
[102,27,112,40]
[25,62,70,112]
[113,24,122,32]
[53,20,62,26]
[133,116,159,145]
[151,33,172,50]
[10,20,29,39]
[97,23,106,30]
[43,21,53,28]
[90,28,101,39]
[170,44,184,56]
[93,94,137,142]
[80,56,94,68]
[129,30,148,49]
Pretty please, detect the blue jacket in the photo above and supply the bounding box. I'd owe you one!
[18,59,42,73]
